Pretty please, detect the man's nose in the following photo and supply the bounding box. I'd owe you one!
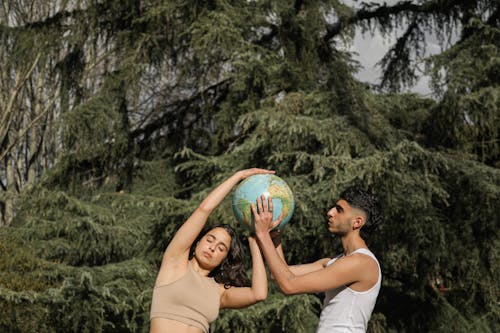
[327,208,336,218]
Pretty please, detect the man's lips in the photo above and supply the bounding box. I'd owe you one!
[202,251,212,258]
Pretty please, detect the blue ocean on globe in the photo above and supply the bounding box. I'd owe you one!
[232,174,295,230]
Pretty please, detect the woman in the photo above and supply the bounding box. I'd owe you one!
[150,168,275,333]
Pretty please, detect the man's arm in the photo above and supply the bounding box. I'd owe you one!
[270,230,329,277]
[253,197,367,295]
[256,230,369,295]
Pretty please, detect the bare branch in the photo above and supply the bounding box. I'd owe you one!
[0,52,41,156]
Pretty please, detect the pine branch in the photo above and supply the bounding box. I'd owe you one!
[130,78,232,140]
[323,0,469,42]
[377,18,421,92]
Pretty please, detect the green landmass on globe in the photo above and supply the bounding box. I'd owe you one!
[232,174,295,230]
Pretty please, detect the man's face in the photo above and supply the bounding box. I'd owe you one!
[326,199,356,236]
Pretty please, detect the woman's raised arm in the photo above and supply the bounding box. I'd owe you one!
[163,168,275,262]
[220,236,268,309]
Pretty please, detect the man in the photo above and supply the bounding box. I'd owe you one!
[253,187,382,333]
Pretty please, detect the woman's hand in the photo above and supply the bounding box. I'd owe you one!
[252,195,282,236]
[235,168,275,181]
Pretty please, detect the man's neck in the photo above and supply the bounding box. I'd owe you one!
[341,233,367,256]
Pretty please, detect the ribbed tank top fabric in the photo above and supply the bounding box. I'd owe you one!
[150,262,220,332]
[316,248,381,333]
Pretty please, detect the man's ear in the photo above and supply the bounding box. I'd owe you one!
[352,213,365,230]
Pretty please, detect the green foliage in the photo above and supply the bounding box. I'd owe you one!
[0,259,153,333]
[1,1,499,332]
[0,233,66,292]
[0,160,172,332]
[215,293,320,333]
[427,18,500,166]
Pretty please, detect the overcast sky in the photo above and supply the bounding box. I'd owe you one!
[349,26,434,96]
[342,0,451,96]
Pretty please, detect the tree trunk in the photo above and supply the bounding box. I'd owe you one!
[4,151,15,226]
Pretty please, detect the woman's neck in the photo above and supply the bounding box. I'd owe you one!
[190,258,211,276]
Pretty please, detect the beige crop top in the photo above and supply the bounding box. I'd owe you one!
[150,262,221,332]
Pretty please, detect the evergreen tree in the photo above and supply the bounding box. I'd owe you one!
[1,1,498,332]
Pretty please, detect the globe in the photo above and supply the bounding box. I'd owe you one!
[232,174,295,231]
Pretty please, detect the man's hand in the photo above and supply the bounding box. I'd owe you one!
[251,195,282,236]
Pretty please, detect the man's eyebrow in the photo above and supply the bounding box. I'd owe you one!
[335,204,344,212]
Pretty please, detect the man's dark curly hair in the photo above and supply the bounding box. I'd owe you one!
[190,224,249,289]
[339,187,383,236]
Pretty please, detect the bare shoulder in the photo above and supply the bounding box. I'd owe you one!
[350,252,379,285]
[349,252,378,267]
[154,258,189,286]
[219,283,228,295]
[331,252,378,275]
[351,251,376,261]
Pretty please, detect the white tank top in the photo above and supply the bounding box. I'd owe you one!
[316,248,381,333]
